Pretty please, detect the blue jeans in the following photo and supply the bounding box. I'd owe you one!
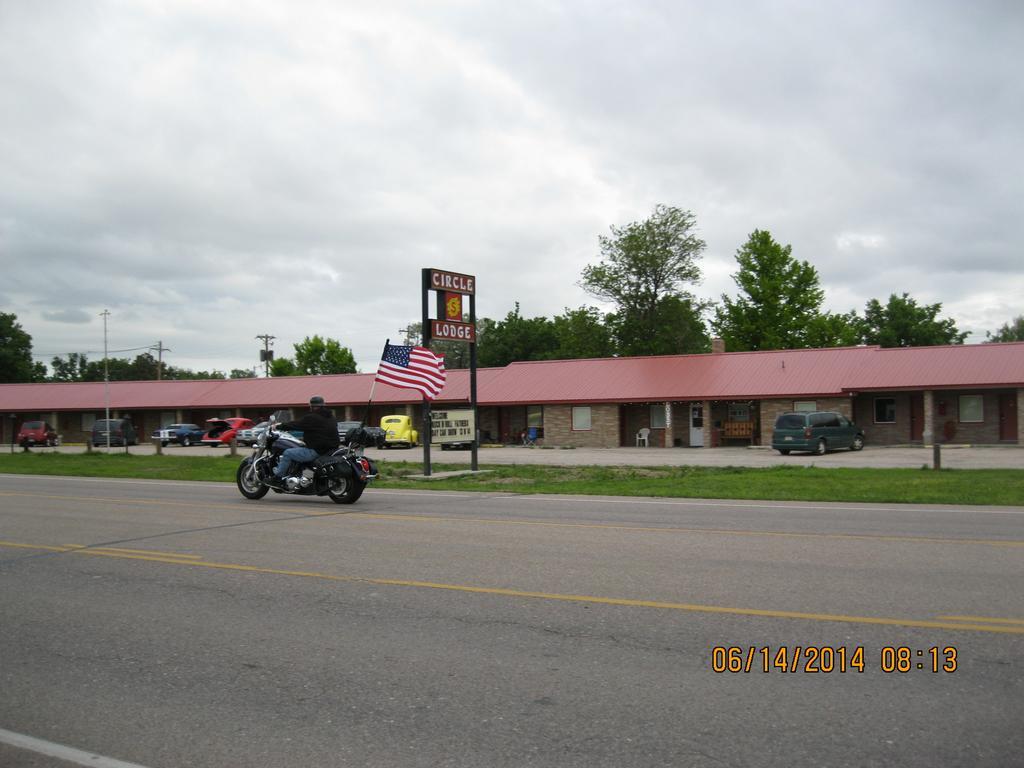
[275,446,318,478]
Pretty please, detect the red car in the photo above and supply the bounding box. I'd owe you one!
[202,417,255,446]
[17,420,59,447]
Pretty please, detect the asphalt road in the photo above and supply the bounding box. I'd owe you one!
[1,475,1022,767]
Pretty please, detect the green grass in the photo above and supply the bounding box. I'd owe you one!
[1,451,1022,506]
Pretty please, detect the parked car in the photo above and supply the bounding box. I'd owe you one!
[380,415,418,448]
[337,420,386,448]
[151,423,206,447]
[771,411,864,455]
[236,421,269,446]
[91,419,138,447]
[17,420,59,447]
[202,417,255,446]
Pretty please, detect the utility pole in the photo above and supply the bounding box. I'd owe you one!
[256,334,275,377]
[398,325,416,345]
[100,309,111,450]
[150,340,171,380]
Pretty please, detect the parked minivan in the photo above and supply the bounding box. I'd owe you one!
[771,411,864,455]
[91,419,138,447]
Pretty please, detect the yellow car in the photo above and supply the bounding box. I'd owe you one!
[380,415,419,448]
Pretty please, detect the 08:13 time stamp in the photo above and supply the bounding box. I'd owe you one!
[711,645,958,674]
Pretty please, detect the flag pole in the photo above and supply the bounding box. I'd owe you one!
[365,338,389,426]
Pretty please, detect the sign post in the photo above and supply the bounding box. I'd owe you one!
[422,268,478,474]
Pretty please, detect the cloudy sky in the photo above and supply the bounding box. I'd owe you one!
[2,0,1021,375]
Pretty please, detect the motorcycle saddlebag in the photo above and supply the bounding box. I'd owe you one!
[313,455,353,479]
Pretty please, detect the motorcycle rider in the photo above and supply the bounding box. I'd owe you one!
[270,395,340,486]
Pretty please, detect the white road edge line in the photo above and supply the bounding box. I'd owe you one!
[0,727,152,768]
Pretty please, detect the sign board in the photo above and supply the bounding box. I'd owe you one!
[431,319,476,342]
[428,268,476,296]
[430,409,475,444]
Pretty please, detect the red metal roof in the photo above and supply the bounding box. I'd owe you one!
[841,342,1024,391]
[0,343,1020,412]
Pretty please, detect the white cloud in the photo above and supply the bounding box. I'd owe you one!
[2,0,1021,372]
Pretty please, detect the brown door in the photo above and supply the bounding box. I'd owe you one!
[999,394,1018,441]
[909,394,924,441]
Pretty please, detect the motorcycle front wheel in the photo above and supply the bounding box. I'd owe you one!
[327,475,366,504]
[236,458,269,500]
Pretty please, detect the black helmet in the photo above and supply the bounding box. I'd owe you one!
[309,395,325,407]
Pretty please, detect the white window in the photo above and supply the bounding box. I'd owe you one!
[81,413,96,430]
[793,401,817,412]
[728,403,750,421]
[874,398,896,424]
[959,395,983,423]
[650,405,666,429]
[527,405,543,428]
[572,406,592,431]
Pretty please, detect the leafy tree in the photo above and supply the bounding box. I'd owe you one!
[861,293,967,347]
[230,368,257,379]
[610,296,711,356]
[551,306,615,359]
[292,335,357,375]
[711,229,855,351]
[0,312,46,382]
[804,310,863,348]
[476,303,559,367]
[269,357,298,377]
[50,352,90,382]
[987,315,1024,342]
[580,204,708,355]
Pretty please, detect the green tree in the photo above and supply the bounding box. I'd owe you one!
[0,313,46,382]
[580,204,708,355]
[551,306,615,359]
[230,368,256,379]
[986,315,1024,342]
[269,357,298,377]
[711,229,855,351]
[50,352,90,382]
[862,293,967,347]
[292,335,357,375]
[476,303,558,367]
[804,310,863,348]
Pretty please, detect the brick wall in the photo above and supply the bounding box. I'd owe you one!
[852,393,914,446]
[542,404,620,447]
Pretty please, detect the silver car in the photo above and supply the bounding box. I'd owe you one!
[236,421,269,446]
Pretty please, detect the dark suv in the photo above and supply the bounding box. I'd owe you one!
[17,421,59,447]
[771,411,864,455]
[91,419,138,447]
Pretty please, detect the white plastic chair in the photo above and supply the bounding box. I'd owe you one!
[636,427,651,447]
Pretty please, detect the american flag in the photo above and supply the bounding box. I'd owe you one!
[375,343,447,400]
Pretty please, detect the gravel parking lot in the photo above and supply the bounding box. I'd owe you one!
[15,442,1024,470]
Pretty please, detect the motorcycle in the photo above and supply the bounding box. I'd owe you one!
[235,420,378,504]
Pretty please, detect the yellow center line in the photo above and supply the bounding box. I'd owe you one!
[2,539,1022,635]
[64,544,203,559]
[936,615,1024,626]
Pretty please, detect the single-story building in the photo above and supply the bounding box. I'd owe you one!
[1,342,1022,449]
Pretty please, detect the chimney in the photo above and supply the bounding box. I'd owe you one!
[712,337,726,354]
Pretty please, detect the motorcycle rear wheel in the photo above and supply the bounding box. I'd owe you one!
[327,476,366,504]
[237,459,270,500]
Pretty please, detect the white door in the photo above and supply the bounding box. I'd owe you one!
[690,405,704,446]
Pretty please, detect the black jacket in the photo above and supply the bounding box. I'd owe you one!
[280,407,340,453]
